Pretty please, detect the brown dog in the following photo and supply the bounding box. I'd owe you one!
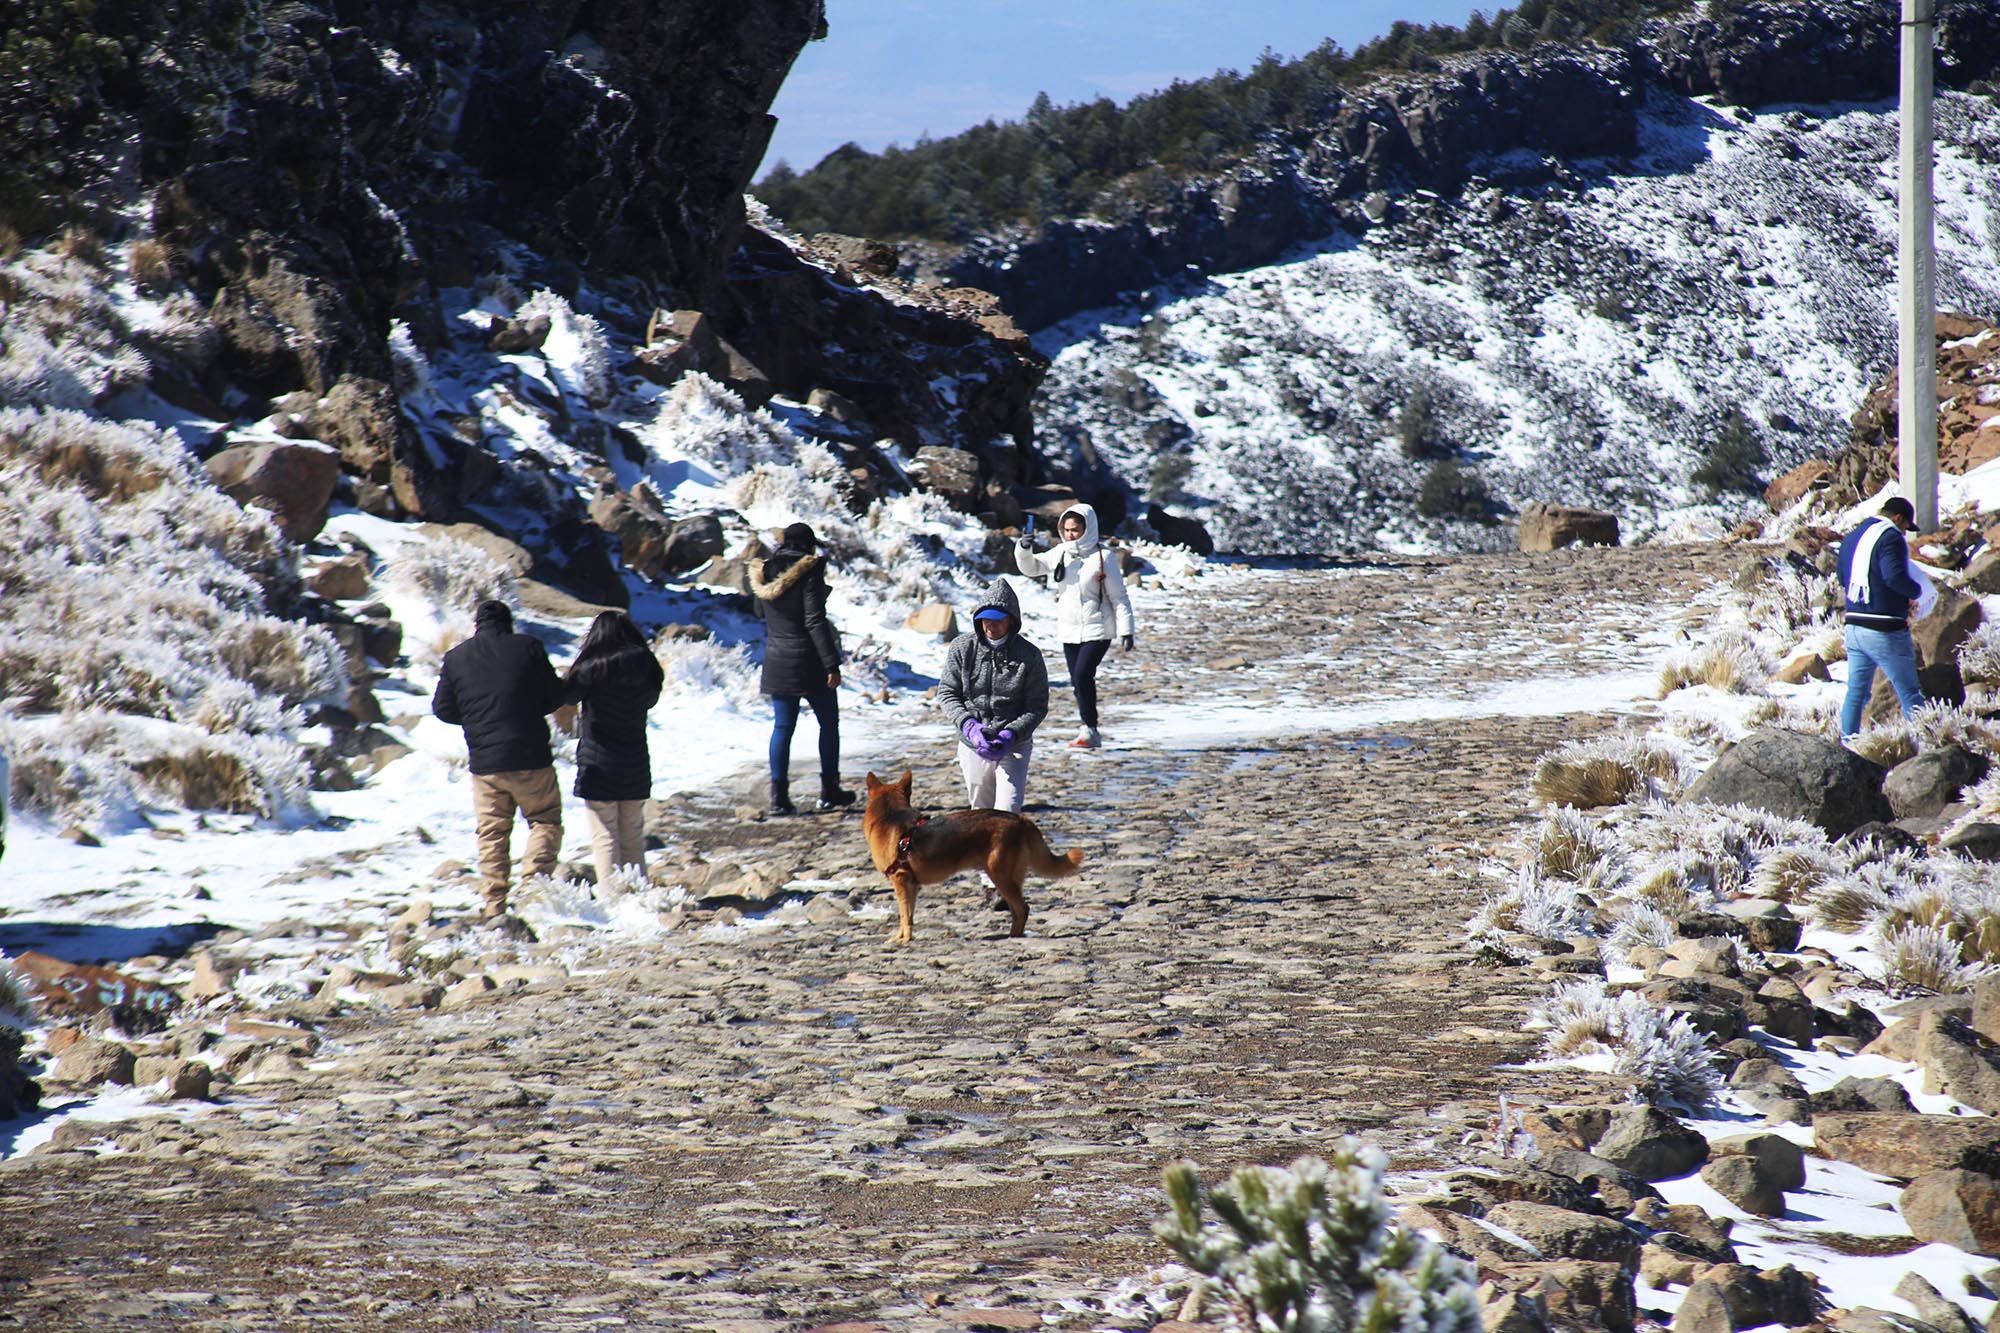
[863,770,1084,944]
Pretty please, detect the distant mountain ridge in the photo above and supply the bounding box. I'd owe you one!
[758,0,2000,333]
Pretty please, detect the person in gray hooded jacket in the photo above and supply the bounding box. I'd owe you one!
[936,577,1048,812]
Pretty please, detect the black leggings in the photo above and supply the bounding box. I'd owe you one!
[1063,638,1112,730]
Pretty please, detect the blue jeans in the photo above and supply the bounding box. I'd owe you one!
[1841,624,1924,737]
[769,689,839,786]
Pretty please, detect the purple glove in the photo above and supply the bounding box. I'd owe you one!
[960,717,986,750]
[994,729,1015,752]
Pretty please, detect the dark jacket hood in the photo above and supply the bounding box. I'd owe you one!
[972,577,1023,628]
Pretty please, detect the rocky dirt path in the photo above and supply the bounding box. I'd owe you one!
[0,545,1735,1333]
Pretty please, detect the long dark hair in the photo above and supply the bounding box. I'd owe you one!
[567,611,649,682]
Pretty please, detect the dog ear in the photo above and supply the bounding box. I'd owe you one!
[898,769,913,795]
[865,772,880,793]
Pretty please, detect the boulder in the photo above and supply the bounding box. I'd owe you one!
[1518,502,1620,552]
[1763,460,1835,513]
[1747,975,1815,1045]
[909,446,984,512]
[1813,1113,2000,1179]
[1977,974,2000,1045]
[1478,1286,1552,1333]
[1811,1075,1914,1115]
[1964,549,2000,598]
[1699,1155,1788,1217]
[50,1036,135,1088]
[1773,652,1831,685]
[1914,1011,2000,1115]
[204,440,341,542]
[486,313,552,353]
[1146,504,1216,555]
[662,515,727,574]
[306,555,371,600]
[904,604,959,637]
[1443,1155,1602,1215]
[1892,1271,1985,1333]
[1913,585,1985,689]
[1943,821,2000,862]
[1709,1133,1807,1191]
[1682,727,1892,837]
[1490,1259,1635,1333]
[1537,1148,1663,1215]
[1900,1170,2000,1259]
[1592,1105,1709,1182]
[1727,1058,1809,1116]
[131,1056,213,1101]
[1629,1200,1737,1262]
[1884,746,1987,819]
[1481,1202,1643,1264]
[1673,1269,1772,1333]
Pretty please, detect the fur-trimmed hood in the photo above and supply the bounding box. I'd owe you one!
[751,552,823,601]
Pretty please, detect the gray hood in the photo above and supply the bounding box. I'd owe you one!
[971,576,1023,629]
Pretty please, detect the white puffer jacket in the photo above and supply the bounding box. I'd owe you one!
[1012,502,1136,644]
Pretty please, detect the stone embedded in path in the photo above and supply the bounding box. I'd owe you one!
[1814,1113,2000,1180]
[1536,1148,1662,1215]
[1899,1170,2000,1258]
[1811,1075,1913,1115]
[1682,728,1891,837]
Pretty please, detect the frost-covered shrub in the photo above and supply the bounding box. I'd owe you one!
[1628,852,1713,917]
[388,319,433,403]
[1808,854,1921,931]
[1907,701,2000,757]
[1658,630,1769,697]
[1747,564,1836,640]
[1879,873,2000,968]
[1846,720,1915,769]
[387,536,519,620]
[1467,865,1589,942]
[518,290,615,407]
[1877,921,1987,994]
[1750,845,1841,904]
[1532,752,1637,809]
[0,954,34,1031]
[641,372,797,480]
[655,637,763,715]
[1606,902,1677,958]
[1521,808,1615,881]
[1531,981,1719,1108]
[1617,804,1822,902]
[0,251,152,411]
[0,405,338,821]
[1957,621,2000,685]
[1156,1143,1480,1333]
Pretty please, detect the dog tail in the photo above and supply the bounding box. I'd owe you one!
[1026,822,1085,879]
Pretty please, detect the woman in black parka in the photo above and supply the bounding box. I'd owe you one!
[565,610,664,886]
[752,522,852,816]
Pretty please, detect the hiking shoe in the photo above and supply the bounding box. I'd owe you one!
[1069,728,1101,749]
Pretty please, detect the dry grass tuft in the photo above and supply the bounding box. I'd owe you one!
[1658,633,1769,697]
[0,222,22,261]
[1750,845,1840,904]
[1877,922,1984,994]
[127,238,179,289]
[1525,808,1613,881]
[1847,724,1915,769]
[134,749,263,814]
[1533,756,1639,809]
[57,224,102,266]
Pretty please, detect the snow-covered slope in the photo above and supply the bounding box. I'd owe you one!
[1033,91,2000,553]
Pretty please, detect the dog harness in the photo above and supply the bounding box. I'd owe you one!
[888,815,929,878]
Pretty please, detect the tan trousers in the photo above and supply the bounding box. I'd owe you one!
[583,799,646,888]
[471,767,563,911]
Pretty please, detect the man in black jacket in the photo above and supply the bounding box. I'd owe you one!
[432,600,566,917]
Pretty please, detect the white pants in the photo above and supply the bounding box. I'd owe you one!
[957,738,1033,814]
[584,799,646,887]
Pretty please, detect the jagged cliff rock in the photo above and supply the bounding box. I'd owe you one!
[1834,314,2000,508]
[0,0,1044,549]
[919,0,2000,333]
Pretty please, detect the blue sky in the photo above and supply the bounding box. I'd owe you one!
[761,0,1486,176]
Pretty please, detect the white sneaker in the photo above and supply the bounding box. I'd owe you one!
[1069,728,1101,749]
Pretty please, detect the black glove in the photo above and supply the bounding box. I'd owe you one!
[1122,634,1135,651]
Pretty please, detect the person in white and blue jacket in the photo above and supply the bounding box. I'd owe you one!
[1837,496,1929,738]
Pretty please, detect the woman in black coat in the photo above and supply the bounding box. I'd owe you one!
[565,610,664,886]
[751,522,851,815]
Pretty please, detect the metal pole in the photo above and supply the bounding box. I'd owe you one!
[1899,0,1938,531]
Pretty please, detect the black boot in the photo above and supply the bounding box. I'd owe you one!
[769,779,796,817]
[818,779,855,811]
